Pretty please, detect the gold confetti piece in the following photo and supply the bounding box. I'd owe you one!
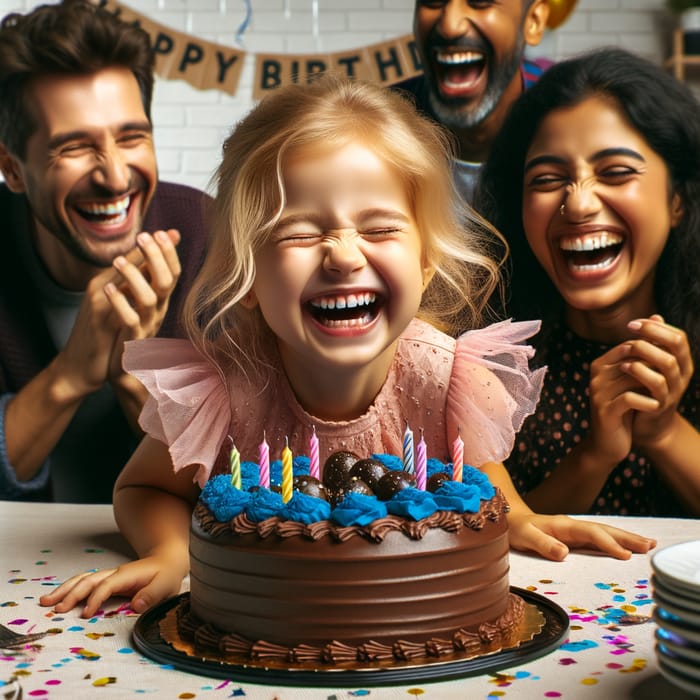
[75,648,101,660]
[92,677,117,687]
[178,694,196,699]
[581,678,599,686]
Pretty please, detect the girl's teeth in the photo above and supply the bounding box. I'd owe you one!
[560,233,623,252]
[569,257,617,272]
[311,292,376,309]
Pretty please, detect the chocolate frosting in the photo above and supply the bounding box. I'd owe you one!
[182,488,525,667]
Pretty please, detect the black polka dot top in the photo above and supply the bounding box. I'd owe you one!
[507,322,698,516]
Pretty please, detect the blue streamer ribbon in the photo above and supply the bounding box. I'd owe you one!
[236,0,252,47]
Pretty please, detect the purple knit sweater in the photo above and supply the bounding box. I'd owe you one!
[0,181,210,501]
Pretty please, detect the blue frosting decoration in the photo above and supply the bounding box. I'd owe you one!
[200,474,251,521]
[271,456,310,487]
[245,488,285,522]
[386,487,439,519]
[433,480,481,513]
[293,455,310,474]
[331,492,388,527]
[270,459,282,487]
[241,461,260,491]
[280,491,332,524]
[461,465,496,500]
[427,457,447,477]
[372,453,404,471]
[202,455,496,524]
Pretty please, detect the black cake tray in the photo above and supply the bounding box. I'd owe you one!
[132,587,569,687]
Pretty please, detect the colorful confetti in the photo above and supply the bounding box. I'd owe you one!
[0,532,669,698]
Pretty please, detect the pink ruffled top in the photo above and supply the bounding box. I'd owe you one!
[124,318,545,487]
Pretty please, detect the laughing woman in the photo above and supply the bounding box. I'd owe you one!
[478,47,700,517]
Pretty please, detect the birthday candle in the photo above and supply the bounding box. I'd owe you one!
[402,420,415,474]
[229,440,241,489]
[309,425,320,480]
[416,428,427,491]
[258,432,270,489]
[281,437,293,503]
[452,428,464,483]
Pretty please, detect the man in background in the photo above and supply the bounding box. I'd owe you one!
[396,0,550,203]
[0,0,209,502]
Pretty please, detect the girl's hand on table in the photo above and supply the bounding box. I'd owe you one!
[507,512,657,562]
[38,554,185,618]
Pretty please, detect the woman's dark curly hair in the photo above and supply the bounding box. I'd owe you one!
[477,47,700,362]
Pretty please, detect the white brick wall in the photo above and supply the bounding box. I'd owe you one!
[0,0,683,192]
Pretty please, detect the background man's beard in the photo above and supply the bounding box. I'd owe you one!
[428,89,500,133]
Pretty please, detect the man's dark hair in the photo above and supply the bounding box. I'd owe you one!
[0,0,155,158]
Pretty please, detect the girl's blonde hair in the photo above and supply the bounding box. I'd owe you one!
[183,73,506,375]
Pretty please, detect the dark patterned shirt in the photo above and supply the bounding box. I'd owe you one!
[507,322,698,517]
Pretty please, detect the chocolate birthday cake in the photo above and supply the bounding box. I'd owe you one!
[175,451,528,668]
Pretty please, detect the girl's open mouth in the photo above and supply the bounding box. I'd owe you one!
[560,232,624,273]
[307,292,381,329]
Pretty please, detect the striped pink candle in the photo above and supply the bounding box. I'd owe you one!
[416,428,427,490]
[452,429,464,483]
[258,432,270,488]
[309,425,320,480]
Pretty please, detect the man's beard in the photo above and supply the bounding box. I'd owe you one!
[426,38,524,135]
[24,170,145,270]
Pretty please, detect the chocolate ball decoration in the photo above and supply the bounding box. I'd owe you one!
[375,470,416,500]
[322,450,360,491]
[349,458,388,491]
[331,476,374,508]
[427,472,452,493]
[344,477,373,496]
[293,474,329,501]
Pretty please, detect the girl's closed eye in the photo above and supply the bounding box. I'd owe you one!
[597,164,641,183]
[357,210,411,238]
[272,218,323,245]
[526,171,569,190]
[360,226,403,239]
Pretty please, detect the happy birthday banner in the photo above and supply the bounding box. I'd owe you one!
[95,0,422,100]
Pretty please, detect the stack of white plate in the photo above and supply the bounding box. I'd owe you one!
[652,540,700,697]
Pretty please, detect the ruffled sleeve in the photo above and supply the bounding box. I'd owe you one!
[123,338,231,487]
[446,319,546,467]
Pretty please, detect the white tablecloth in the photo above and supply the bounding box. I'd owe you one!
[1,501,698,699]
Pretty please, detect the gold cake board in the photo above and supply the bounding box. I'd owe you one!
[132,588,569,687]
